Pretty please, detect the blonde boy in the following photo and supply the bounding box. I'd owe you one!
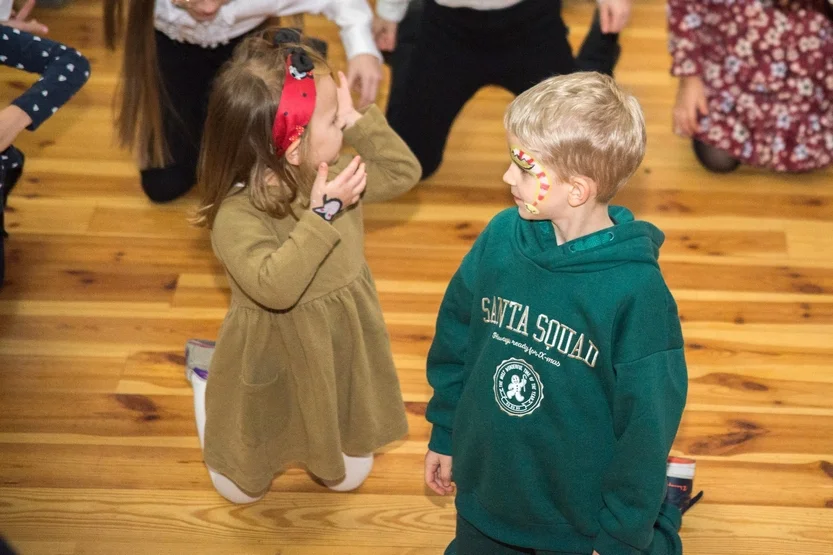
[424,72,700,555]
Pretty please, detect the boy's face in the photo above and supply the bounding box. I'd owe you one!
[503,133,568,221]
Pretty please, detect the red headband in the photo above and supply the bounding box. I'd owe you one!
[272,51,317,157]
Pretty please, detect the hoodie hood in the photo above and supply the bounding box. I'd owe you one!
[513,206,665,273]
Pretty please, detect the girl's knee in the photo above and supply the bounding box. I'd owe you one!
[323,453,374,492]
[692,139,740,174]
[139,165,195,203]
[208,468,266,504]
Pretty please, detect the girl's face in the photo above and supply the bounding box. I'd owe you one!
[172,0,229,22]
[303,74,345,167]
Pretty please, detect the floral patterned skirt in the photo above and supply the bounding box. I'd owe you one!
[693,4,833,171]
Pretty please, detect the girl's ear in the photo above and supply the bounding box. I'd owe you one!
[285,140,302,166]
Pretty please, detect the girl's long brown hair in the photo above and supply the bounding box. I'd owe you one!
[103,0,169,168]
[193,32,329,228]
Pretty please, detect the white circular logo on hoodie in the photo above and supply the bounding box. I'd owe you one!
[494,357,544,417]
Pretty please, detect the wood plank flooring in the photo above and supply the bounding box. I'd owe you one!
[1,0,832,553]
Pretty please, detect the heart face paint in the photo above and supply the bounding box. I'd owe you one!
[510,147,551,215]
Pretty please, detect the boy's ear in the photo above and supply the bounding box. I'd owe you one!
[567,175,596,207]
[285,140,302,166]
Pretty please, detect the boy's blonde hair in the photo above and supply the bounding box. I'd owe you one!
[504,72,646,203]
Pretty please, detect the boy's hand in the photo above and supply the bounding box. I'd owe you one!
[598,0,632,34]
[309,156,366,221]
[425,450,454,495]
[673,75,708,137]
[593,552,601,555]
[372,16,398,52]
[336,71,363,129]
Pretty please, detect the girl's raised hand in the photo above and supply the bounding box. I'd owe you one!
[309,156,366,222]
[336,71,363,129]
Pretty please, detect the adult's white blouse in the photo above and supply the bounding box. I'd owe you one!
[154,0,381,59]
[375,0,524,22]
[375,0,610,23]
[0,0,12,20]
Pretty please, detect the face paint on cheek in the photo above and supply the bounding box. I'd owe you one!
[510,147,551,215]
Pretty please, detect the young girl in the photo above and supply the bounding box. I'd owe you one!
[187,29,421,503]
[669,0,833,173]
[0,10,91,284]
[103,0,383,203]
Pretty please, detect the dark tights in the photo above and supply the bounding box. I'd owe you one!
[693,139,740,173]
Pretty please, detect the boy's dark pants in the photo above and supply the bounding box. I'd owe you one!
[446,504,683,555]
[385,0,576,180]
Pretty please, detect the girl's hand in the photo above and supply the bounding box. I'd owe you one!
[425,450,455,496]
[336,71,362,129]
[0,105,33,152]
[673,75,709,137]
[309,156,366,222]
[346,54,381,110]
[5,0,49,35]
[372,16,398,52]
[598,0,632,34]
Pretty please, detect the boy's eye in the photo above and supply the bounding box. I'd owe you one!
[510,148,536,172]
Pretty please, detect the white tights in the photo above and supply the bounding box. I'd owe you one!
[189,372,373,504]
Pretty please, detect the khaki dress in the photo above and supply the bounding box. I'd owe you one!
[203,106,421,494]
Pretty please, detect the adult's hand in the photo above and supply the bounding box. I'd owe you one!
[673,75,708,137]
[372,16,398,52]
[4,0,49,35]
[0,105,33,153]
[346,53,382,109]
[598,0,632,34]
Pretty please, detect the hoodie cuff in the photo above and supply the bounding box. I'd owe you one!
[593,528,644,555]
[428,426,453,456]
[340,23,383,61]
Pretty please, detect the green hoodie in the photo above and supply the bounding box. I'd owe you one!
[427,206,687,555]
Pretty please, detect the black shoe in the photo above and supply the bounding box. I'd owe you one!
[665,457,704,515]
[0,146,22,287]
[1,146,25,239]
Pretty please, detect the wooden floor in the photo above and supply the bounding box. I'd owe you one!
[1,0,832,553]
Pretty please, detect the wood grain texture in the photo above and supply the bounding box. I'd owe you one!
[1,0,832,553]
